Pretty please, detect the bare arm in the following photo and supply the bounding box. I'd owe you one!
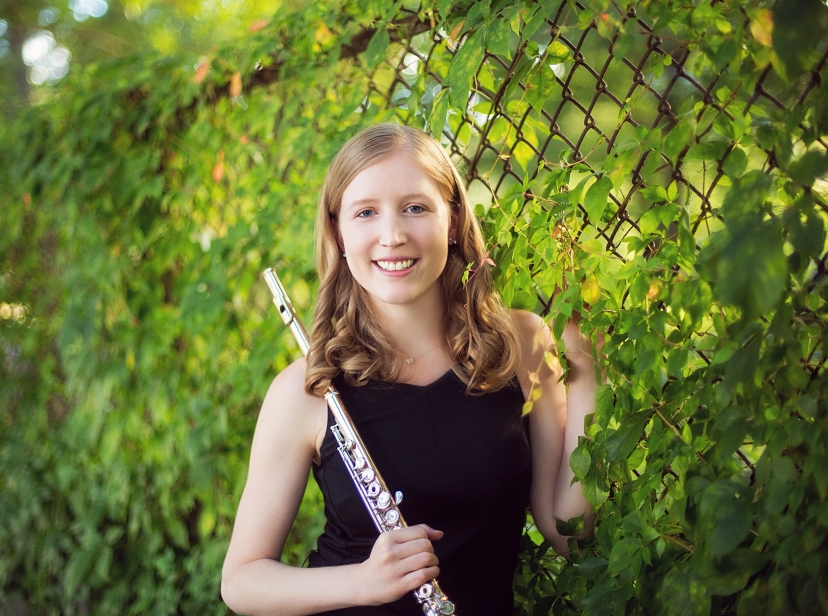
[221,358,441,616]
[512,311,597,555]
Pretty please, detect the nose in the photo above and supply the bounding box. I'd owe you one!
[379,212,407,247]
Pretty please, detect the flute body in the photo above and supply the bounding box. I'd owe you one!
[263,268,456,616]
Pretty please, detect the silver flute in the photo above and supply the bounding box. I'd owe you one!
[263,268,456,616]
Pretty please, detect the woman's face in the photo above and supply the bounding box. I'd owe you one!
[337,152,456,311]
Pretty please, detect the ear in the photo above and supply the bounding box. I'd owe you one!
[449,209,459,242]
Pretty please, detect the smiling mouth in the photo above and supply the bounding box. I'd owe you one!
[375,259,416,272]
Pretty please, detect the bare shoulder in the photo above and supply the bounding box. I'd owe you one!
[509,309,555,357]
[509,309,561,394]
[255,356,328,463]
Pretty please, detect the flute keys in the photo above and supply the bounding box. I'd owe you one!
[438,601,455,614]
[359,469,375,484]
[353,455,366,470]
[367,482,381,498]
[384,509,400,525]
[377,491,392,510]
[417,583,433,598]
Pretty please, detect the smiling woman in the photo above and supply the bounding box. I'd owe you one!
[307,124,523,395]
[220,123,596,616]
[337,153,455,323]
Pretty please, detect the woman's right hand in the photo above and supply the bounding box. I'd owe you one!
[356,524,443,605]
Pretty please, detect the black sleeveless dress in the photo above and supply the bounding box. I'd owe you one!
[307,370,532,615]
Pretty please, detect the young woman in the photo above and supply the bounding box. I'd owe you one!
[221,123,597,615]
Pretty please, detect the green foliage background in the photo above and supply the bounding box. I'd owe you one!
[1,0,827,614]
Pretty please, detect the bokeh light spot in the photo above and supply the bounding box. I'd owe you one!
[70,0,109,22]
[22,30,72,84]
[38,7,61,27]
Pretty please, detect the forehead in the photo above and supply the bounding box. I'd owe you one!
[340,152,447,209]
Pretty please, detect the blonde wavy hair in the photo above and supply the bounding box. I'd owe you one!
[305,123,521,395]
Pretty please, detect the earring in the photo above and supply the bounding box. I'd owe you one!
[342,253,347,258]
[449,238,457,245]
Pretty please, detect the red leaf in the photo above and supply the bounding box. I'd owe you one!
[229,72,242,98]
[212,151,225,182]
[194,59,210,84]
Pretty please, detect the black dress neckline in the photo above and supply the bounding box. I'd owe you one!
[383,368,455,389]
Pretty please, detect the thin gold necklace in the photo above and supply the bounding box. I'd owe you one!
[404,343,442,365]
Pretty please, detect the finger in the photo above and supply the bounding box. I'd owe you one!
[401,565,440,591]
[407,524,444,541]
[391,537,436,559]
[398,550,439,575]
[386,524,438,543]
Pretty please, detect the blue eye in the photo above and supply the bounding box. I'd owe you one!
[406,205,425,213]
[356,209,374,218]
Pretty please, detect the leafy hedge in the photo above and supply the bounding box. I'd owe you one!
[1,0,827,615]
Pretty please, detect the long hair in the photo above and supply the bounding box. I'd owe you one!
[305,123,521,395]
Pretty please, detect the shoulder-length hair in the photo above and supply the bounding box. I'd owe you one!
[305,123,521,395]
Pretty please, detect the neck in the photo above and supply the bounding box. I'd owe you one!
[369,287,446,358]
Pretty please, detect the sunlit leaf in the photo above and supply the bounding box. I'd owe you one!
[750,9,774,47]
[485,18,512,59]
[365,28,390,69]
[583,176,612,222]
[525,61,556,114]
[448,30,484,107]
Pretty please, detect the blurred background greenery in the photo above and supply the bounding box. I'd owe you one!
[0,0,304,109]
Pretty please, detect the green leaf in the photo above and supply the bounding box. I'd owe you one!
[485,17,512,59]
[638,203,678,235]
[722,146,748,178]
[583,176,613,222]
[570,442,591,479]
[604,412,650,462]
[662,563,711,616]
[521,1,556,42]
[666,347,689,378]
[449,30,485,107]
[662,122,692,160]
[428,88,450,137]
[700,480,752,557]
[773,0,828,76]
[556,513,585,536]
[582,477,610,508]
[705,549,767,596]
[525,62,557,114]
[724,337,761,387]
[721,170,772,223]
[595,385,614,429]
[365,29,390,70]
[716,217,787,319]
[64,546,98,596]
[546,40,571,64]
[640,185,669,203]
[608,537,641,575]
[670,278,712,328]
[787,150,828,186]
[786,201,827,262]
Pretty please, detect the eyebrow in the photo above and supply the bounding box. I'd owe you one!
[344,193,435,210]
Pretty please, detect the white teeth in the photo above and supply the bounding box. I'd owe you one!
[376,259,414,271]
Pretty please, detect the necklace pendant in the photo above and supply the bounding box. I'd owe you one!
[406,357,414,365]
